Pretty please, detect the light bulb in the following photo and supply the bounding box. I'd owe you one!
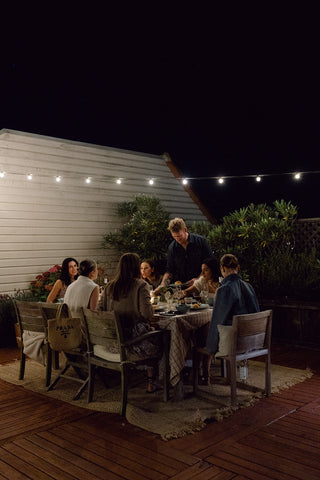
[85,177,91,184]
[294,173,301,180]
[182,178,188,185]
[55,176,61,183]
[149,179,154,185]
[116,178,122,184]
[27,173,33,180]
[0,171,5,178]
[256,176,261,182]
[218,177,224,184]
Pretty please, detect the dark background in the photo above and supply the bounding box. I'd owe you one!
[1,6,319,221]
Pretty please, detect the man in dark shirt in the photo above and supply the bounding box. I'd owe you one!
[154,217,212,293]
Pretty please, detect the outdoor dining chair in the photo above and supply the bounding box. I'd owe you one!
[193,309,273,406]
[41,303,89,400]
[82,308,170,416]
[14,300,53,386]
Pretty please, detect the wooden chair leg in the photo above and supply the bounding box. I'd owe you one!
[265,353,271,396]
[45,345,52,387]
[229,359,237,406]
[19,352,26,380]
[192,348,199,394]
[87,363,95,403]
[53,350,59,369]
[121,365,128,416]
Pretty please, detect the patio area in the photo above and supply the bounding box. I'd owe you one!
[0,342,319,479]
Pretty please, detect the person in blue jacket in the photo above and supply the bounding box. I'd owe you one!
[206,254,260,354]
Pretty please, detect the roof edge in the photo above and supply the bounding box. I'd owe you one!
[163,152,217,225]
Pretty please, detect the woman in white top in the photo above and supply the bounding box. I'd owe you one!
[64,259,99,317]
[182,257,220,301]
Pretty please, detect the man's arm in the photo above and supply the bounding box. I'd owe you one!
[153,272,172,295]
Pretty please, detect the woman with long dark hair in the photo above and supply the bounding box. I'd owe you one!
[102,252,161,392]
[46,257,78,303]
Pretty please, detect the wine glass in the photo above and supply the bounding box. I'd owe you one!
[164,290,172,311]
[201,289,209,304]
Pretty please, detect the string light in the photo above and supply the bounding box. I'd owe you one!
[0,168,317,186]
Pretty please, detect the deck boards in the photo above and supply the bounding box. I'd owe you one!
[0,344,319,479]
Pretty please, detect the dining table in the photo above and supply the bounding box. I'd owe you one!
[153,303,213,388]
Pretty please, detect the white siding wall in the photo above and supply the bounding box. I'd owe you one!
[0,129,208,294]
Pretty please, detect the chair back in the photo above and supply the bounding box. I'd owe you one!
[82,308,119,353]
[41,302,70,321]
[14,300,47,335]
[232,309,273,356]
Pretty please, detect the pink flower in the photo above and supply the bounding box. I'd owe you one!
[49,266,59,273]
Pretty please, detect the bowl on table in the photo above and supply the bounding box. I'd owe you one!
[176,304,190,314]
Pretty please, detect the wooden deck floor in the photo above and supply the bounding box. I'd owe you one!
[0,343,319,479]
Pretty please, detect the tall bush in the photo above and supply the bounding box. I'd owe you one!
[206,200,320,300]
[102,194,172,263]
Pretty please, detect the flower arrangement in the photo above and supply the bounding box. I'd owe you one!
[30,264,62,301]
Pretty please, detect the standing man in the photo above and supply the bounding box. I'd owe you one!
[154,217,213,293]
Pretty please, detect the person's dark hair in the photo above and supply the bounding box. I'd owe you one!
[220,254,240,270]
[141,258,161,279]
[202,257,220,282]
[59,257,79,286]
[107,252,140,301]
[79,259,97,277]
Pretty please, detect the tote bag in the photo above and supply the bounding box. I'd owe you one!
[47,303,82,351]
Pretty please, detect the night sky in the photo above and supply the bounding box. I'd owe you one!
[1,7,319,221]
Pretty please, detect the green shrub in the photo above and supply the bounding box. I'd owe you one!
[102,194,172,263]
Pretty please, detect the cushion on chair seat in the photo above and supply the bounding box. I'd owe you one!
[215,325,233,357]
[93,345,121,362]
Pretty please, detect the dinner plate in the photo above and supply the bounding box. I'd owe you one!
[189,303,210,310]
[153,306,165,313]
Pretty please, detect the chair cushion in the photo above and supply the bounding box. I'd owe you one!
[215,325,233,357]
[93,345,120,362]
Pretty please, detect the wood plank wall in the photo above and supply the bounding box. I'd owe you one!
[0,129,209,294]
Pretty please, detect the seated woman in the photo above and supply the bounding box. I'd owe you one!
[64,259,99,317]
[206,254,260,355]
[182,257,220,302]
[102,252,161,393]
[46,257,79,303]
[140,258,163,290]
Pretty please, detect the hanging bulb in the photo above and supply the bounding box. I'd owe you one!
[27,173,33,180]
[0,171,6,178]
[55,176,61,183]
[294,173,301,180]
[116,178,122,184]
[85,177,91,184]
[256,176,261,182]
[149,179,154,185]
[218,177,224,184]
[182,178,188,185]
